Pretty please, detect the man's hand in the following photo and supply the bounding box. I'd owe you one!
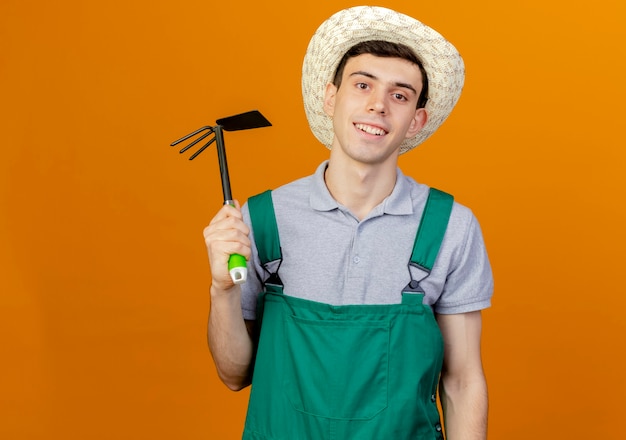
[203,201,251,293]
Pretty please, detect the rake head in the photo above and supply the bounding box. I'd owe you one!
[170,110,271,160]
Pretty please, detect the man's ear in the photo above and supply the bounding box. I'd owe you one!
[406,108,428,139]
[323,82,337,117]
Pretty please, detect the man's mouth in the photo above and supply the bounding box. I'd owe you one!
[354,123,387,136]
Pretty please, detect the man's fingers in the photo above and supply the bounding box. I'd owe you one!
[203,202,251,290]
[204,228,251,259]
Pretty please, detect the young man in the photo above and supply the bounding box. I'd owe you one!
[204,6,493,439]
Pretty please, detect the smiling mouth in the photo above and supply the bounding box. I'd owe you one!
[355,123,387,136]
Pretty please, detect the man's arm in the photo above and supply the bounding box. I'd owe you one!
[204,202,255,391]
[207,288,255,390]
[436,311,488,439]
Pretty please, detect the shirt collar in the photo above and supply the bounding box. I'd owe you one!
[309,161,414,216]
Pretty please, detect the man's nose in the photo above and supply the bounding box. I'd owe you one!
[367,90,386,114]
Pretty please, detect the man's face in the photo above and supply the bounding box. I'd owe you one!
[323,54,427,166]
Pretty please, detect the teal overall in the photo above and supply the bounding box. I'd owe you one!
[243,188,453,440]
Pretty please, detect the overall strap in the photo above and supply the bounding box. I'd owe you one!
[247,190,283,289]
[404,188,454,294]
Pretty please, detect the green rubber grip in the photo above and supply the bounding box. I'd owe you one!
[228,253,246,272]
[228,253,247,284]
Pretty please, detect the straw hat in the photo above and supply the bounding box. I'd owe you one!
[302,6,465,154]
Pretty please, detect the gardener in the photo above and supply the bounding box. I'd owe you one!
[204,6,493,439]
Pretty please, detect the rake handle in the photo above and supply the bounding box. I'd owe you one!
[224,200,247,285]
[216,126,247,285]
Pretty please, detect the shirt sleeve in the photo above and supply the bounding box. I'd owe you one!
[433,211,494,314]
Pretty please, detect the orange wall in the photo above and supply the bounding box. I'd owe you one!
[1,0,624,438]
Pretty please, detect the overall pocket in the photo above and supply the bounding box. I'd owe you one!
[283,314,390,421]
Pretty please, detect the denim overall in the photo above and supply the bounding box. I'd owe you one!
[242,188,453,440]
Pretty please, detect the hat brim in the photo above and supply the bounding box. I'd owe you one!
[302,6,465,154]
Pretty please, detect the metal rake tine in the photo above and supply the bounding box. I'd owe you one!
[170,125,213,147]
[189,137,216,160]
[178,130,213,155]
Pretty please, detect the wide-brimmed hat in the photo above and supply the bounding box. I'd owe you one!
[302,6,465,154]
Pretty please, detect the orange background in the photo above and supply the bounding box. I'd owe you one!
[1,0,624,438]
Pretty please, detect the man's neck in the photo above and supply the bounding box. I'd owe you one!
[324,157,398,221]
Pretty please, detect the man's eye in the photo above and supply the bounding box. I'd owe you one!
[393,93,407,101]
[356,83,368,89]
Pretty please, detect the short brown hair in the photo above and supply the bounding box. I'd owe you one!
[332,40,429,109]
